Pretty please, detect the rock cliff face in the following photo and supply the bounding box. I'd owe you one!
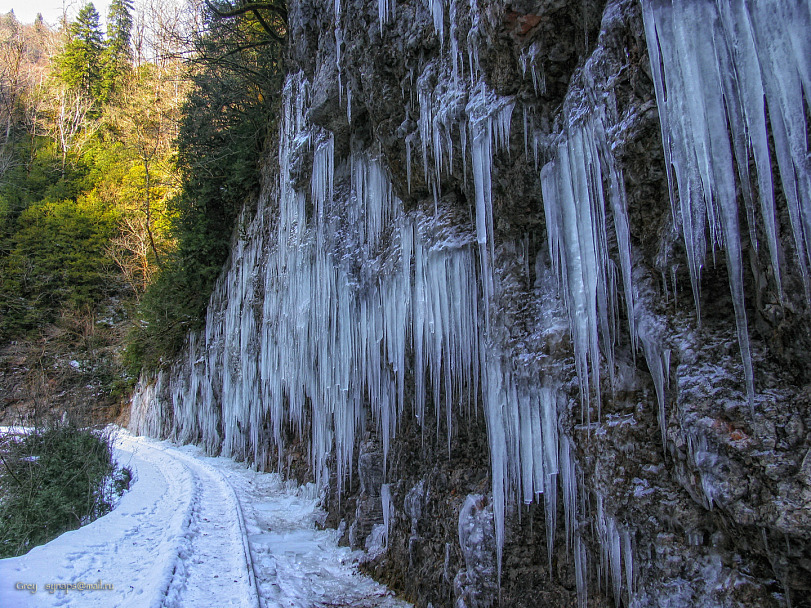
[130,1,811,606]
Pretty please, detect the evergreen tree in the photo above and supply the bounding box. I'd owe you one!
[57,3,105,102]
[106,0,133,65]
[102,0,134,97]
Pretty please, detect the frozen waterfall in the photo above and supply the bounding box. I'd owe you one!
[129,0,811,605]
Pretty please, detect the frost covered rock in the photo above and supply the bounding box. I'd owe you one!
[453,495,497,608]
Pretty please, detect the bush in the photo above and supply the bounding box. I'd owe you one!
[0,424,130,557]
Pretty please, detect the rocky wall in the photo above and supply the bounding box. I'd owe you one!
[131,1,811,606]
[287,0,810,606]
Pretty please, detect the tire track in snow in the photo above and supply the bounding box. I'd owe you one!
[0,433,259,608]
[147,441,261,608]
[202,453,411,608]
[1,432,409,608]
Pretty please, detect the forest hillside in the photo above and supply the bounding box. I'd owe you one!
[0,0,282,425]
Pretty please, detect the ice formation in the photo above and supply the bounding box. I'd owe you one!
[642,0,811,408]
[596,494,635,608]
[381,483,392,547]
[541,114,634,424]
[130,66,580,590]
[129,0,811,605]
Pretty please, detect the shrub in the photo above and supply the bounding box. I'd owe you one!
[0,423,130,557]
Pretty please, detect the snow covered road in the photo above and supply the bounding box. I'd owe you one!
[0,431,410,608]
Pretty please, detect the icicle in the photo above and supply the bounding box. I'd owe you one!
[540,114,636,422]
[346,84,352,124]
[466,84,515,325]
[470,111,494,322]
[641,334,669,447]
[381,483,392,548]
[481,348,507,582]
[459,120,467,188]
[425,0,444,43]
[642,0,811,410]
[574,532,588,608]
[622,528,634,597]
[540,387,558,567]
[541,129,599,422]
[405,133,414,193]
[519,390,536,505]
[595,493,636,606]
[419,88,432,186]
[449,0,460,86]
[560,436,587,608]
[311,132,335,219]
[378,0,393,32]
[560,435,577,551]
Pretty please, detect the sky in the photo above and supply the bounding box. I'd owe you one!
[0,0,113,27]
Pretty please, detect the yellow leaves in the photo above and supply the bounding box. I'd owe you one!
[88,60,190,295]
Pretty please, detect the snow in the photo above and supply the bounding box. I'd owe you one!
[0,430,410,608]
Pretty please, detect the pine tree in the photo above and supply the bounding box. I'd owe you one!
[57,3,105,102]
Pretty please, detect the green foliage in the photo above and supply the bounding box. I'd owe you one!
[106,0,133,61]
[56,3,105,102]
[0,424,130,558]
[103,0,134,96]
[125,4,285,373]
[0,0,177,415]
[0,0,288,386]
[0,140,95,214]
[122,263,201,374]
[0,196,119,338]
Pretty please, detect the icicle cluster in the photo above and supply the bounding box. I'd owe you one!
[142,74,485,499]
[467,84,515,323]
[125,0,811,603]
[130,0,647,599]
[595,494,635,607]
[131,63,581,589]
[519,41,547,95]
[130,370,171,439]
[540,115,635,425]
[539,111,649,606]
[642,0,811,408]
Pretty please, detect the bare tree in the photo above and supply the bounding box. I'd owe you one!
[106,63,187,293]
[133,0,199,67]
[38,83,97,173]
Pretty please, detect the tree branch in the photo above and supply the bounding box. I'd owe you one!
[205,1,288,26]
[248,8,285,43]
